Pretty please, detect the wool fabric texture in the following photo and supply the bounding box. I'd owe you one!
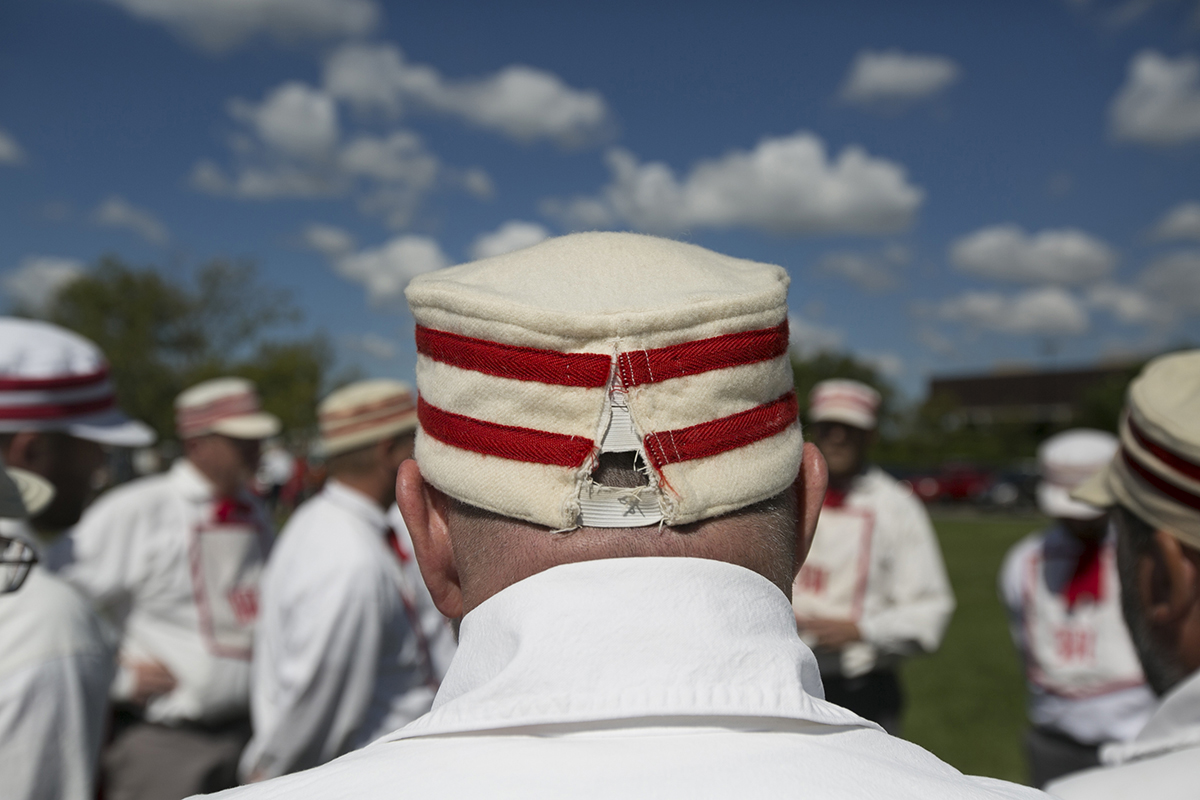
[1073,350,1200,549]
[404,232,802,529]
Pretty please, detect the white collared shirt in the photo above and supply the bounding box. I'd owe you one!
[1000,525,1155,744]
[1048,670,1200,799]
[203,557,1044,800]
[793,467,956,677]
[0,520,114,800]
[56,458,272,725]
[240,481,451,780]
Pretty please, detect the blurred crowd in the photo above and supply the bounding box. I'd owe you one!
[1,232,1197,800]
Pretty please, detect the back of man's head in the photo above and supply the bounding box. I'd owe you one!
[397,232,826,617]
[1072,349,1200,695]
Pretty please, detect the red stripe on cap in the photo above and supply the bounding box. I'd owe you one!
[415,327,611,388]
[418,397,594,468]
[0,395,116,421]
[617,322,789,388]
[643,391,799,470]
[1122,449,1200,512]
[1128,415,1200,484]
[0,368,110,393]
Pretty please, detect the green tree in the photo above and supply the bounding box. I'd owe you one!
[42,256,332,442]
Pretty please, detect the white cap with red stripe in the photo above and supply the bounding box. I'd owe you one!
[175,377,281,441]
[0,318,156,448]
[405,231,802,531]
[317,379,418,458]
[808,379,881,431]
[1036,429,1118,520]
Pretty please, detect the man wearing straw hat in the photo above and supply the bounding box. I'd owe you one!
[241,379,454,781]
[206,232,1043,800]
[0,457,116,800]
[999,429,1155,787]
[1045,351,1200,799]
[62,377,279,799]
[792,378,955,734]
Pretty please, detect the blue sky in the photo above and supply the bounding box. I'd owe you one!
[2,0,1199,399]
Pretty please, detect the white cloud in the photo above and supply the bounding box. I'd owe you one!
[937,287,1090,336]
[338,131,438,184]
[1141,249,1200,311]
[1150,200,1200,241]
[302,223,355,260]
[817,244,909,291]
[860,351,904,379]
[1110,50,1200,145]
[788,313,844,358]
[323,43,613,147]
[839,50,961,108]
[3,256,85,313]
[469,220,550,260]
[1084,251,1200,331]
[547,134,923,236]
[949,225,1117,284]
[343,332,396,360]
[460,168,494,199]
[1087,283,1158,324]
[190,160,343,199]
[334,235,449,305]
[0,127,25,165]
[91,195,169,244]
[102,0,379,53]
[230,82,339,161]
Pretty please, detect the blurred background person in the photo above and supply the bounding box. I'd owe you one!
[241,379,454,781]
[1048,351,1200,798]
[999,429,1155,788]
[58,377,279,800]
[0,459,114,800]
[255,438,296,517]
[793,378,955,734]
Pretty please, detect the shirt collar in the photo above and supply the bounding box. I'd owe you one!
[169,458,216,501]
[383,557,876,741]
[323,479,388,531]
[1102,669,1200,765]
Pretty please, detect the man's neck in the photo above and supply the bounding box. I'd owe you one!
[827,466,866,494]
[186,458,243,499]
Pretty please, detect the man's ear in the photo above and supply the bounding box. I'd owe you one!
[1143,530,1199,628]
[793,442,828,577]
[396,459,463,620]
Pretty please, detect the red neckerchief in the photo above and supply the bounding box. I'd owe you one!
[384,527,438,690]
[384,527,412,564]
[823,487,848,509]
[213,496,254,525]
[1064,537,1103,611]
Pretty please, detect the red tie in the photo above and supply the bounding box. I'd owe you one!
[385,527,412,564]
[213,496,254,524]
[1064,538,1104,611]
[384,527,438,691]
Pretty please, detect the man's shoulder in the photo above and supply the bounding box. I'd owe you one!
[268,496,386,583]
[83,471,177,521]
[0,569,108,677]
[1048,745,1200,800]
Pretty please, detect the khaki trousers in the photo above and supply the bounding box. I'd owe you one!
[103,717,251,800]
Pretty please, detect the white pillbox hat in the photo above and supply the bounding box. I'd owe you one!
[318,379,418,458]
[1036,429,1118,520]
[405,232,802,530]
[0,318,156,448]
[175,377,281,441]
[808,379,881,431]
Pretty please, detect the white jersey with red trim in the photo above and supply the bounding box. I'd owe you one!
[240,481,454,781]
[0,541,114,800]
[54,458,272,725]
[793,466,955,678]
[1000,526,1155,744]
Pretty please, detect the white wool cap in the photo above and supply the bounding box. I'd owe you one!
[1073,350,1200,550]
[318,379,418,458]
[1037,429,1119,520]
[808,379,881,430]
[405,232,802,530]
[0,317,156,448]
[175,377,281,441]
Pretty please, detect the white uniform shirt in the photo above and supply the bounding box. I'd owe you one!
[793,467,956,677]
[202,557,1045,800]
[240,481,447,780]
[57,458,272,725]
[1000,526,1155,744]
[0,522,114,800]
[1048,670,1200,800]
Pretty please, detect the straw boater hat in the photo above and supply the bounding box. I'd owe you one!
[175,377,281,440]
[808,379,881,431]
[405,231,802,530]
[1073,350,1200,549]
[317,379,418,458]
[0,318,156,447]
[1037,429,1119,520]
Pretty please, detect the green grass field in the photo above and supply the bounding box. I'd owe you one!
[899,513,1046,785]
